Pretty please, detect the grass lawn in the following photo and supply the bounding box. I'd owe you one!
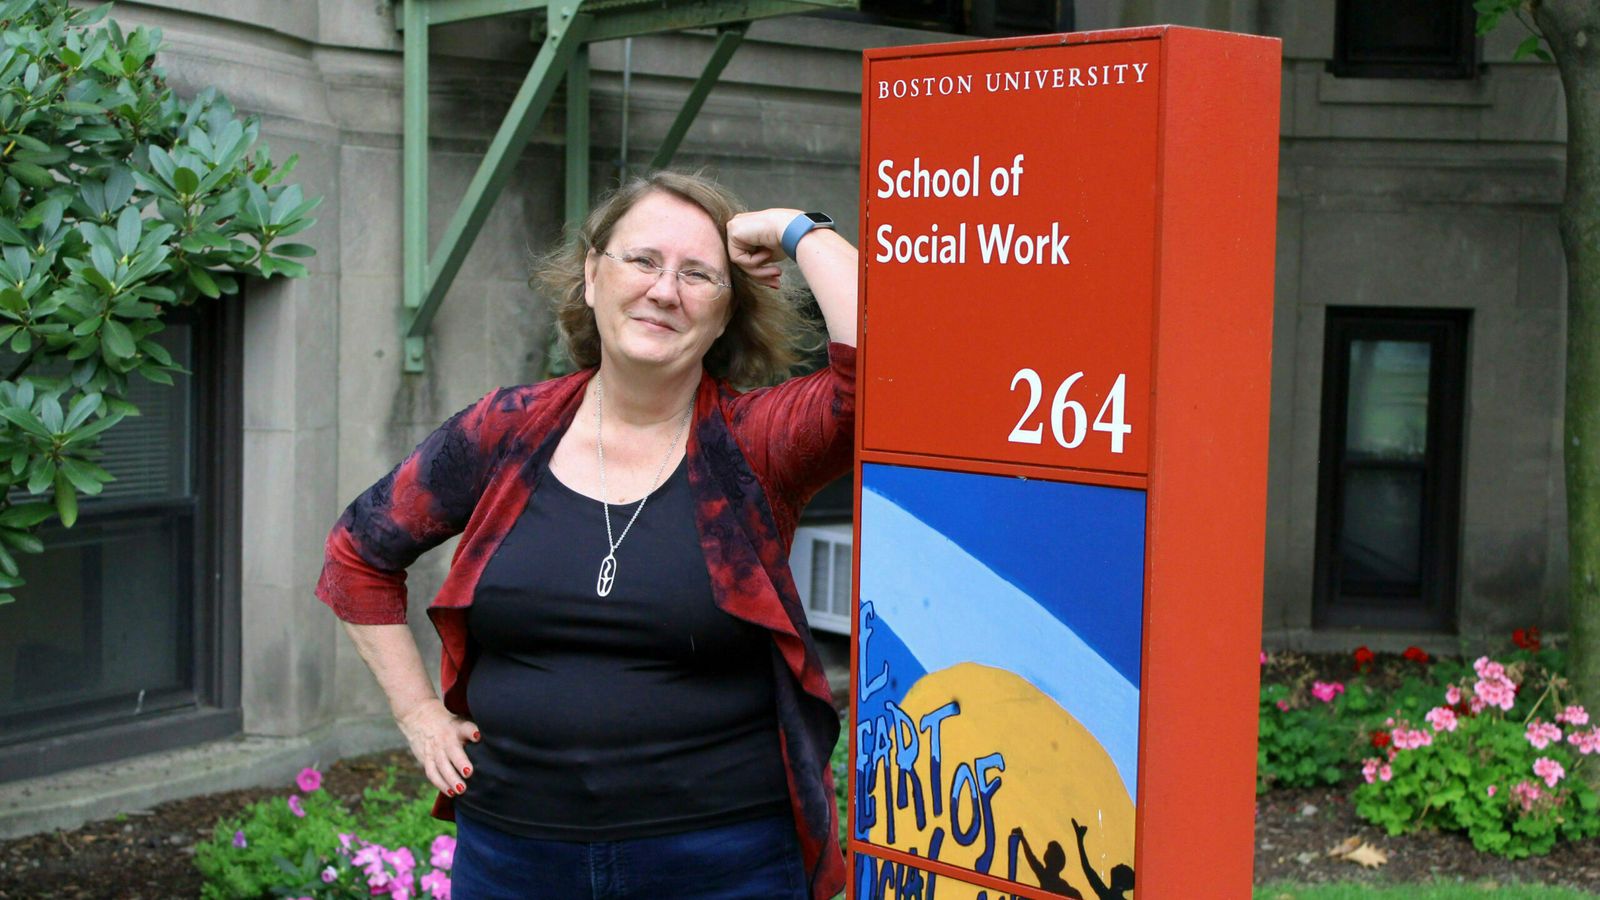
[1256,883,1600,899]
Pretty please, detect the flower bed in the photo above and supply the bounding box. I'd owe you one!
[1259,631,1600,859]
[195,765,455,899]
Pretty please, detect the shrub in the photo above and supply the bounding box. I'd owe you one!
[0,0,317,603]
[1352,653,1600,858]
[195,767,453,900]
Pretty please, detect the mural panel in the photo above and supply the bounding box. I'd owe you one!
[854,463,1145,899]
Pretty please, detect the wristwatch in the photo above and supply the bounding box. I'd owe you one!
[781,211,836,260]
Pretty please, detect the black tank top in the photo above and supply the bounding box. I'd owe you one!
[456,457,790,840]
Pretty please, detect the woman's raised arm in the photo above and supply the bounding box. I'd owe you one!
[726,208,858,347]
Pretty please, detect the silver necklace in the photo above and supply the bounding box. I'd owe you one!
[593,374,693,597]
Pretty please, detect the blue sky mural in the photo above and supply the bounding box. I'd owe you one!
[857,463,1147,800]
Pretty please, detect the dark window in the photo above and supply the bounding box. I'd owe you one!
[0,302,241,781]
[1314,309,1467,631]
[824,0,1072,38]
[1330,0,1477,79]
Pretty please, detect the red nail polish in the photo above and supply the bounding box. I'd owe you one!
[472,731,481,741]
[463,766,472,777]
[456,783,465,793]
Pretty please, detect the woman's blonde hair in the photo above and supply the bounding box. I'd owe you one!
[535,171,818,387]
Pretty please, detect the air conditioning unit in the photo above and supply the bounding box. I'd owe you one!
[790,523,853,635]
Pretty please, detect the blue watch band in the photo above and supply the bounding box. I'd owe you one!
[781,212,834,259]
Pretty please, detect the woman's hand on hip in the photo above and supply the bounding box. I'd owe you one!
[395,698,480,797]
[727,208,800,289]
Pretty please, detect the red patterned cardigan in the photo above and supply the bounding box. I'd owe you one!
[315,344,855,900]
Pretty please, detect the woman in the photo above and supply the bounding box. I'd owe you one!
[316,171,856,900]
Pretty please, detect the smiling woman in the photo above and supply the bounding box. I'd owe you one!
[316,170,859,900]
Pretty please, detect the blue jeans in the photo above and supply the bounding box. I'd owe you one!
[451,812,809,899]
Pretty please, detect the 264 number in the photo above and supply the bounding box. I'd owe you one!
[1007,368,1131,454]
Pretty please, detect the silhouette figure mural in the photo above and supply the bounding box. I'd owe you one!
[852,465,1144,899]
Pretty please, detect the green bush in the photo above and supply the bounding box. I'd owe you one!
[0,0,316,603]
[1352,651,1600,858]
[195,767,452,900]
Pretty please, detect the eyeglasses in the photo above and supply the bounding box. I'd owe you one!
[600,250,730,300]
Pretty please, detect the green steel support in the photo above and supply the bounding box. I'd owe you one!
[649,24,747,171]
[403,6,593,371]
[585,0,853,42]
[397,0,856,371]
[402,0,430,370]
[397,0,548,27]
[565,45,591,227]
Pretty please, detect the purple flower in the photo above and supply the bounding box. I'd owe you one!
[321,865,339,883]
[232,830,247,849]
[296,767,323,793]
[286,794,306,818]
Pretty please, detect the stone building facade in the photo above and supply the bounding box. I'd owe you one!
[0,0,1572,834]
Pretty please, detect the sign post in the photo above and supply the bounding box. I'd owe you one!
[850,26,1281,899]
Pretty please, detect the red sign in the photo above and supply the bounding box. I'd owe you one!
[862,39,1159,475]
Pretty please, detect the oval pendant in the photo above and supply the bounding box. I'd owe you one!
[596,553,617,597]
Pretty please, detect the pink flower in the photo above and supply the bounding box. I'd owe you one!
[1362,758,1380,784]
[385,846,417,875]
[1260,651,1268,665]
[421,869,453,900]
[232,830,247,849]
[352,843,385,870]
[1474,674,1517,711]
[1558,705,1591,727]
[1445,685,1463,706]
[1391,727,1434,750]
[1512,780,1544,811]
[339,833,356,852]
[1311,681,1346,703]
[1534,756,1566,788]
[1487,784,1497,797]
[322,866,339,883]
[1378,763,1393,782]
[1470,695,1488,715]
[286,794,306,818]
[430,834,456,870]
[296,767,323,793]
[1569,727,1600,755]
[1474,656,1506,681]
[1276,699,1290,711]
[1425,706,1459,733]
[1526,719,1564,750]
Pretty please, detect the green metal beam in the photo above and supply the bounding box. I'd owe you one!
[402,0,430,370]
[397,0,548,28]
[649,23,746,171]
[584,0,853,42]
[403,7,594,369]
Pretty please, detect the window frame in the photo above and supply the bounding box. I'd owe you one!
[1313,307,1468,632]
[1329,0,1479,80]
[0,301,242,783]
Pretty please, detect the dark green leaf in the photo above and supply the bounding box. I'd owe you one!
[59,457,106,495]
[0,503,56,529]
[53,470,76,527]
[173,166,199,195]
[54,101,102,117]
[7,162,55,189]
[101,319,134,358]
[187,266,219,298]
[0,528,43,554]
